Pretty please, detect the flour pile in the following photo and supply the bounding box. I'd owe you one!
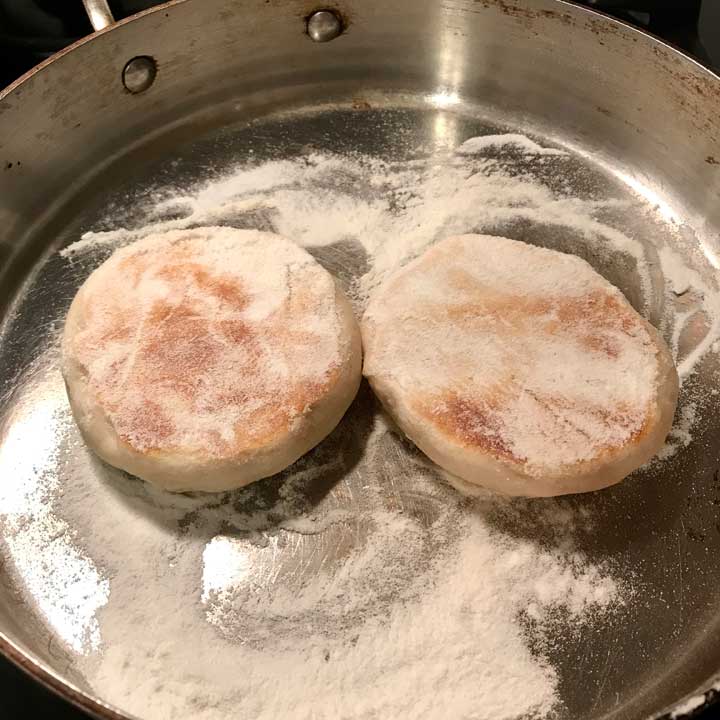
[63,140,652,308]
[57,411,624,720]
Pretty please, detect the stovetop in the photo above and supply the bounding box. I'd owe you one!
[1,1,720,719]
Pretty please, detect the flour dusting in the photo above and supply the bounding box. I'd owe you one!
[62,227,348,465]
[62,145,654,310]
[49,130,720,719]
[456,133,570,157]
[362,234,667,491]
[54,410,627,720]
[62,133,720,462]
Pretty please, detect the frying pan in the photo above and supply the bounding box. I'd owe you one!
[1,0,720,718]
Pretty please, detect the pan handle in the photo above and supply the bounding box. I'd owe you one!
[82,0,116,31]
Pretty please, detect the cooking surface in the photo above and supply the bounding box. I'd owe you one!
[2,100,720,719]
[2,2,720,720]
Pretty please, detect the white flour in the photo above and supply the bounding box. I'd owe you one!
[670,693,708,719]
[54,411,625,720]
[63,146,653,308]
[51,131,720,719]
[456,134,570,157]
[658,244,720,378]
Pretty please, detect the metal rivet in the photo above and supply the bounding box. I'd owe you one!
[307,10,343,43]
[122,56,157,94]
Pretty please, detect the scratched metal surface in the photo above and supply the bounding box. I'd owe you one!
[0,100,720,720]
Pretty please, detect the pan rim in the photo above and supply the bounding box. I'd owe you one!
[0,632,132,720]
[0,0,189,103]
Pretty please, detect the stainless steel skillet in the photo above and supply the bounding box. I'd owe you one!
[1,1,720,718]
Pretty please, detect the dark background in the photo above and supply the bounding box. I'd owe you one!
[2,1,720,719]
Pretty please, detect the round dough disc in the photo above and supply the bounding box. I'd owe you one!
[361,234,679,497]
[62,227,361,492]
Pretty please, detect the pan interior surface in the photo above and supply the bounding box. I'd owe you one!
[1,2,720,720]
[2,100,720,720]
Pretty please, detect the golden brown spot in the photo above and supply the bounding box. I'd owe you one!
[232,404,292,449]
[118,253,148,288]
[218,319,252,344]
[143,302,218,371]
[554,290,636,358]
[99,319,133,343]
[119,400,174,446]
[527,390,650,450]
[445,287,639,360]
[156,262,249,312]
[419,391,521,462]
[418,383,651,466]
[579,334,620,358]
